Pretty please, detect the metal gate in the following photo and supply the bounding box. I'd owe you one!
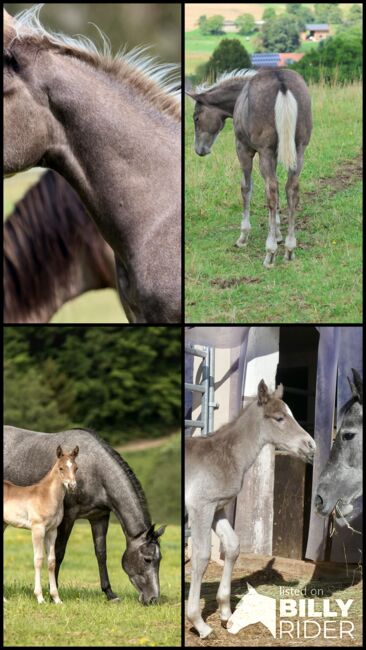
[184,343,216,437]
[184,343,217,540]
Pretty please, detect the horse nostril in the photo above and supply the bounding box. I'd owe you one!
[149,597,158,605]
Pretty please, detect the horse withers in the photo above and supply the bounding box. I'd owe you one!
[4,446,79,604]
[315,368,363,520]
[188,68,312,267]
[185,379,315,639]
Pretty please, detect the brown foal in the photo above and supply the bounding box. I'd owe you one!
[4,446,79,604]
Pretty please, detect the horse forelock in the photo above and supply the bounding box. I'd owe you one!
[10,4,180,121]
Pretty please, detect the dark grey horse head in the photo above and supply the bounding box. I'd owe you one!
[122,523,166,605]
[315,369,363,518]
[186,90,229,156]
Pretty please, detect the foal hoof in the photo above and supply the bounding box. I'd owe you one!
[284,249,295,262]
[221,619,229,629]
[235,239,247,248]
[200,628,217,640]
[263,253,275,268]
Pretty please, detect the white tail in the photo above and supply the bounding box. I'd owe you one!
[274,89,298,171]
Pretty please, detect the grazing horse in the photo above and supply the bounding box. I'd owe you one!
[188,68,312,267]
[4,445,79,604]
[4,171,116,323]
[4,426,165,604]
[3,7,181,323]
[315,368,363,519]
[185,379,315,638]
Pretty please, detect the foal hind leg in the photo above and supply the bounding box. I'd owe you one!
[212,510,240,626]
[235,142,254,247]
[32,524,45,604]
[187,504,216,639]
[259,150,279,267]
[275,188,283,243]
[45,528,62,604]
[284,147,304,261]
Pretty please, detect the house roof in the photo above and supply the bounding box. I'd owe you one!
[305,23,329,31]
[251,53,304,68]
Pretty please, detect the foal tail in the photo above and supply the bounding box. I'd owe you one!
[274,87,298,171]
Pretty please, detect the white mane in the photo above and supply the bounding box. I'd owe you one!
[11,4,181,102]
[195,68,257,93]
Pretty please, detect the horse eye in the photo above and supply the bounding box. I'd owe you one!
[275,416,284,422]
[144,558,153,564]
[4,52,19,71]
[343,432,355,441]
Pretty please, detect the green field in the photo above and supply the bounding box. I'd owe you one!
[185,82,362,323]
[4,434,182,646]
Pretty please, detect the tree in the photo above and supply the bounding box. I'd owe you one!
[235,13,256,36]
[198,15,209,35]
[286,4,315,31]
[314,3,343,24]
[262,7,276,21]
[202,39,251,79]
[206,15,224,35]
[261,14,300,52]
[292,27,362,84]
[348,4,362,22]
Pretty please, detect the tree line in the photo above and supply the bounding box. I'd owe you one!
[191,3,362,85]
[4,326,181,445]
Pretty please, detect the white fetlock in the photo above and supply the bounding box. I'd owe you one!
[263,251,276,267]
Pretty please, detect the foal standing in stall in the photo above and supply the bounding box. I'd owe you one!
[3,7,181,323]
[4,446,79,604]
[188,68,312,266]
[185,380,316,639]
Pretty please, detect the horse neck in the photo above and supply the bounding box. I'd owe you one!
[218,400,267,473]
[205,80,247,117]
[44,56,180,264]
[4,182,114,323]
[101,451,151,540]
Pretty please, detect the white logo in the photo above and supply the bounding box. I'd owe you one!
[228,583,276,637]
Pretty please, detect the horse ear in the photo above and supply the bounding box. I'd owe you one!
[154,524,166,539]
[185,90,200,102]
[350,368,362,401]
[57,445,63,458]
[72,446,79,458]
[4,9,15,47]
[274,383,284,399]
[257,379,269,405]
[246,583,256,594]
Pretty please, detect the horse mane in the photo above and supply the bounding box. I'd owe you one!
[4,170,114,323]
[71,428,152,529]
[9,4,180,122]
[195,68,257,94]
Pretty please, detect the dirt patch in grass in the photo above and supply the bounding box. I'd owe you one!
[185,555,362,647]
[303,152,363,200]
[210,277,261,288]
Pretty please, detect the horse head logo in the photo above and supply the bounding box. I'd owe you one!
[227,583,276,637]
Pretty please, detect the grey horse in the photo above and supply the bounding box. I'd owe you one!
[185,379,315,638]
[315,368,363,519]
[188,68,312,267]
[4,426,165,604]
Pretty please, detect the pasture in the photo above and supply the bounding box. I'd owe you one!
[4,171,127,324]
[4,434,182,646]
[185,82,362,323]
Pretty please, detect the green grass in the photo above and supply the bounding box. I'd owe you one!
[4,524,181,647]
[4,435,182,646]
[185,82,362,323]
